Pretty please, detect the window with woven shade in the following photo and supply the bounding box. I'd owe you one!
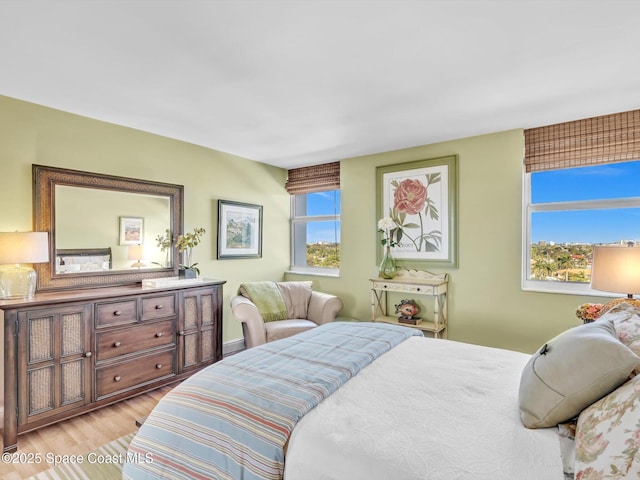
[285,162,340,194]
[522,109,640,295]
[288,162,341,274]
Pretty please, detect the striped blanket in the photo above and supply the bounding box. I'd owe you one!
[122,322,421,480]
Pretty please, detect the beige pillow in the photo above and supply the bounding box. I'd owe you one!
[519,319,640,428]
[276,281,312,319]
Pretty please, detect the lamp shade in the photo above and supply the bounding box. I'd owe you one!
[127,244,144,260]
[128,244,145,268]
[591,245,640,296]
[0,232,49,299]
[0,232,49,264]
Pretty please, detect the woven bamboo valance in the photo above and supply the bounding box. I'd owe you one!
[524,109,640,172]
[285,161,340,194]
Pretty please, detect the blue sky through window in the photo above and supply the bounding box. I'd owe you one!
[531,160,640,244]
[305,190,341,243]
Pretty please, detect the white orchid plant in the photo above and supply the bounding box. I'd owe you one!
[377,217,399,249]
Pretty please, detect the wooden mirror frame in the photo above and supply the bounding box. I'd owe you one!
[33,165,184,291]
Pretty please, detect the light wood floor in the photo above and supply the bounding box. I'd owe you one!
[0,385,174,480]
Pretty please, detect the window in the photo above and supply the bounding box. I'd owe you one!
[290,190,341,274]
[523,160,640,294]
[523,109,640,294]
[286,162,341,275]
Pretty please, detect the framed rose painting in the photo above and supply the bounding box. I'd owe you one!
[376,155,458,268]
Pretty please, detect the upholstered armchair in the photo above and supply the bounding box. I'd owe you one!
[230,281,343,348]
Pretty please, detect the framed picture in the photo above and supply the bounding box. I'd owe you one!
[119,216,144,245]
[217,200,263,259]
[376,155,458,268]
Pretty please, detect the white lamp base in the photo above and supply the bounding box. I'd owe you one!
[0,264,37,299]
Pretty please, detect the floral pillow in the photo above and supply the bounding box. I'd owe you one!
[600,299,640,318]
[575,375,640,479]
[598,303,640,358]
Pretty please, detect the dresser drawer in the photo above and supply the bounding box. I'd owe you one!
[371,280,439,295]
[142,294,176,320]
[95,300,138,327]
[95,320,175,361]
[96,349,175,399]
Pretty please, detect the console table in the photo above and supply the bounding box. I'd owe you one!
[370,270,448,338]
[0,278,225,452]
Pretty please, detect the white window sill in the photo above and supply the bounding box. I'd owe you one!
[522,279,627,298]
[286,268,340,278]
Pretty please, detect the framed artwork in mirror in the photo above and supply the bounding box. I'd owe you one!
[119,216,144,245]
[217,200,262,259]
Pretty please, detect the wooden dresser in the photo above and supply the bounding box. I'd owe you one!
[0,279,225,452]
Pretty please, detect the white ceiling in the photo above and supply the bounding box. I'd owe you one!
[1,0,639,169]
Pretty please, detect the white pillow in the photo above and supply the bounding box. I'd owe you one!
[519,319,640,428]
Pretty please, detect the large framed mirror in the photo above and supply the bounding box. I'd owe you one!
[33,165,184,291]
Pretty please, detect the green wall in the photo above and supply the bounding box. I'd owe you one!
[1,95,609,354]
[0,95,290,343]
[287,130,608,353]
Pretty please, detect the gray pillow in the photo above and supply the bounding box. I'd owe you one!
[519,319,640,428]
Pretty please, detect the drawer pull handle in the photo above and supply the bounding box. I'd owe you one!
[155,332,163,338]
[114,375,121,382]
[113,341,121,347]
[155,305,163,310]
[155,364,162,369]
[113,310,122,316]
[177,331,185,336]
[84,352,92,358]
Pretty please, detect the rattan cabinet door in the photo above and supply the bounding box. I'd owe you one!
[17,303,93,427]
[177,286,222,373]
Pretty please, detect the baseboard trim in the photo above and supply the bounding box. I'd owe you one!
[223,338,246,357]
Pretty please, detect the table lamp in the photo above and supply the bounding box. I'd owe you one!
[128,244,145,268]
[590,244,640,298]
[0,231,49,299]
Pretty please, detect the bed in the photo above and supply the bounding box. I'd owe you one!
[123,308,640,480]
[55,247,112,273]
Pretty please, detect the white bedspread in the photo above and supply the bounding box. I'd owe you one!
[284,336,563,480]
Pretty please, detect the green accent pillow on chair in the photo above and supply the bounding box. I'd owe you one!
[238,282,288,322]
